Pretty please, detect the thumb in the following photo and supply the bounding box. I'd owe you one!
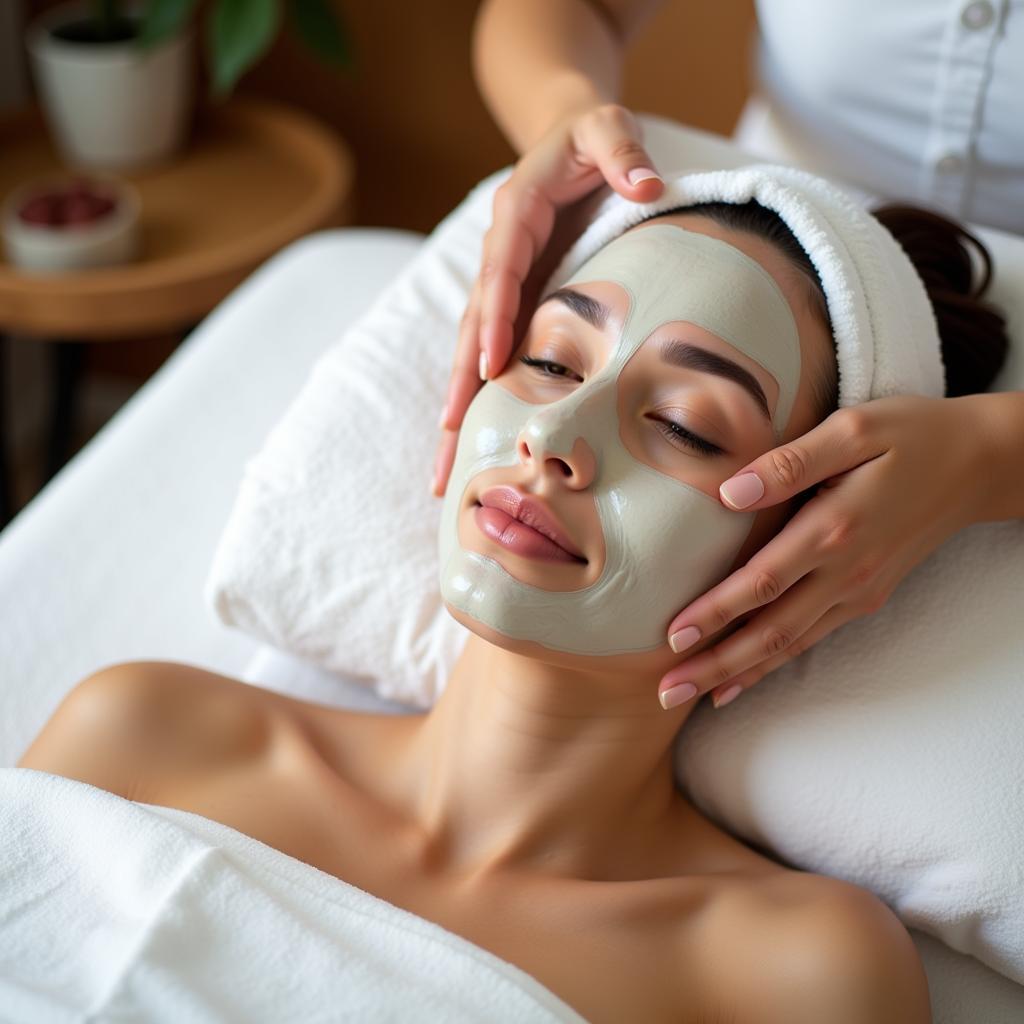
[579,106,664,201]
[718,414,882,510]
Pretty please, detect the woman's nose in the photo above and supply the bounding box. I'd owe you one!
[516,413,597,490]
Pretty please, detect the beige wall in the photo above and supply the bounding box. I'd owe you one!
[249,0,757,232]
[9,1,756,510]
[26,0,756,233]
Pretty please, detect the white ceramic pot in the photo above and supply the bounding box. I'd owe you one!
[25,0,196,171]
[1,173,141,273]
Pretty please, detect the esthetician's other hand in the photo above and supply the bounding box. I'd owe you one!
[432,103,664,496]
[658,394,991,712]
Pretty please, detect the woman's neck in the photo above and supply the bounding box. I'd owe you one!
[392,633,703,883]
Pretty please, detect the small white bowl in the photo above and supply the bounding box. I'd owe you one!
[1,172,141,273]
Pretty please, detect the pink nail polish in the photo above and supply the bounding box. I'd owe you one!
[627,167,661,186]
[659,682,697,710]
[714,684,743,709]
[669,625,701,654]
[720,473,764,510]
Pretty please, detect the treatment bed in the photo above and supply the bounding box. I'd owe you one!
[1,116,1023,1022]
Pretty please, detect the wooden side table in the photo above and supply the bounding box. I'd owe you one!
[0,94,355,527]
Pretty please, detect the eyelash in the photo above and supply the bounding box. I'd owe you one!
[519,354,581,381]
[653,419,724,457]
[518,354,725,457]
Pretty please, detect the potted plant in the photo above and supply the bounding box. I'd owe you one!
[25,0,352,170]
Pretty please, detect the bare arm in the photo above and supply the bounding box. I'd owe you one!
[471,0,665,154]
[435,0,669,496]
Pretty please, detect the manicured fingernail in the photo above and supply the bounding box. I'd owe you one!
[669,625,701,654]
[720,472,764,510]
[479,350,489,380]
[714,684,743,709]
[659,682,697,710]
[433,444,447,487]
[430,473,438,495]
[437,403,449,430]
[627,167,661,186]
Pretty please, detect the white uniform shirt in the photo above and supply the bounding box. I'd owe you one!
[734,0,1023,235]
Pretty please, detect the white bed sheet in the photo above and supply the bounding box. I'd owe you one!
[1,768,587,1023]
[2,117,1023,1022]
[0,228,425,769]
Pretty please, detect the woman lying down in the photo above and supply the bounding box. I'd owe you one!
[19,165,1008,1023]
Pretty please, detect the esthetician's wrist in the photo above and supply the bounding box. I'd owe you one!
[965,390,1024,524]
[525,71,615,150]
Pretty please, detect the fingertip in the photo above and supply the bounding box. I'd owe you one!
[712,683,744,709]
[719,472,765,511]
[431,472,448,498]
[668,625,701,655]
[480,319,515,376]
[626,167,663,188]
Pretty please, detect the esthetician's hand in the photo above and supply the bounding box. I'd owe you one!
[658,394,990,711]
[432,103,665,496]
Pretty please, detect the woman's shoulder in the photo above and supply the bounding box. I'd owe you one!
[17,661,279,799]
[706,869,931,1023]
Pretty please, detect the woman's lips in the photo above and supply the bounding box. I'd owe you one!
[474,486,587,564]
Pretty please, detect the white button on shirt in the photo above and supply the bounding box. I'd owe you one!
[744,0,1023,234]
[936,152,966,174]
[962,0,996,30]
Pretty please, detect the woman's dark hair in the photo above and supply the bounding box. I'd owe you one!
[641,199,1010,421]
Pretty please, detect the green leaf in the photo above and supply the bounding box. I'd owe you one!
[206,0,282,100]
[288,0,353,70]
[135,0,201,51]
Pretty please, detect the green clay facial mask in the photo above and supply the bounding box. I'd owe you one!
[439,224,802,655]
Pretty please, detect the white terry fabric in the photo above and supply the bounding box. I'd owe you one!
[675,518,1024,986]
[546,162,946,409]
[0,229,425,770]
[0,768,586,1023]
[204,173,498,707]
[204,116,1024,987]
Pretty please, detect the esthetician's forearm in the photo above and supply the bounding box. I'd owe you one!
[471,0,664,154]
[970,390,1024,523]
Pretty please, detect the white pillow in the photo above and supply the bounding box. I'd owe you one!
[206,115,1024,983]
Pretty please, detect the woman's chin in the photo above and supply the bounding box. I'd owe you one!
[444,602,549,657]
[442,601,683,679]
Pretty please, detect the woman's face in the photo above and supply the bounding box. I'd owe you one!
[439,212,836,677]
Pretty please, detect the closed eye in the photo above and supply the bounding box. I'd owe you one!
[521,355,725,456]
[519,354,583,382]
[651,417,725,457]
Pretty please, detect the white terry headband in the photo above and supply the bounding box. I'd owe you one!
[544,163,947,408]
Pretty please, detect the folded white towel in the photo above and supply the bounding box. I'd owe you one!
[546,163,947,406]
[0,768,585,1023]
[201,122,1024,1009]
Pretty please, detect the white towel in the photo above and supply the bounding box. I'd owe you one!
[0,768,586,1023]
[546,163,947,407]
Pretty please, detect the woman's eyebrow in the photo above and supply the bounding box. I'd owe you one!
[538,289,772,422]
[660,338,771,423]
[538,288,610,331]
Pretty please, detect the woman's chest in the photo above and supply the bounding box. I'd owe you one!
[155,759,738,1024]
